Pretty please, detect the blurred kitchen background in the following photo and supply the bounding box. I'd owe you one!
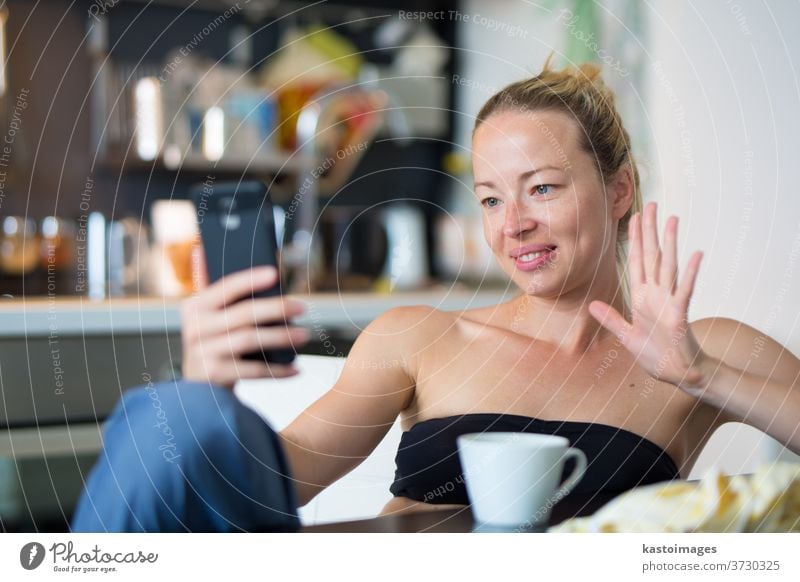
[1,0,799,530]
[0,0,476,299]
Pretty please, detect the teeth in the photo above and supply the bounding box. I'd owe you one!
[519,250,550,262]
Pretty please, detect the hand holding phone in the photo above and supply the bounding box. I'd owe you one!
[180,266,308,389]
[190,181,299,366]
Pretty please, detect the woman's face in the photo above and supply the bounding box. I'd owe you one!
[472,109,626,298]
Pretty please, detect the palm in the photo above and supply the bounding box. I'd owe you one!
[589,203,707,393]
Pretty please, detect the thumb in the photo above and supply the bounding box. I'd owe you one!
[588,301,631,343]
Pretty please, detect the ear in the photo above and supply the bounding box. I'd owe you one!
[608,165,634,220]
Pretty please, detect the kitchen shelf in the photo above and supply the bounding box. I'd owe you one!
[0,287,516,337]
[103,149,315,176]
[165,150,314,174]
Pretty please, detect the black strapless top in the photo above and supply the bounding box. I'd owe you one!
[390,413,680,505]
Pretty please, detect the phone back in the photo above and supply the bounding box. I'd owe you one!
[191,181,294,364]
[193,181,279,284]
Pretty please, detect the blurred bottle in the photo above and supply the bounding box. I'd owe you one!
[380,203,429,292]
[86,212,107,300]
[107,217,150,297]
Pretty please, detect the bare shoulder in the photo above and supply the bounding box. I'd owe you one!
[350,305,458,373]
[367,304,458,336]
[688,317,800,431]
[690,317,760,354]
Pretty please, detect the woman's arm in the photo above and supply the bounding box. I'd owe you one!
[181,264,434,506]
[690,317,800,453]
[279,306,433,507]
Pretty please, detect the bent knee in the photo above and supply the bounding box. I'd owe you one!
[108,381,240,459]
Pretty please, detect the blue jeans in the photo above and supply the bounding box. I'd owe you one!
[71,381,299,532]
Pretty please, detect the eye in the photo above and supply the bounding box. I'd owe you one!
[534,184,552,196]
[481,197,501,208]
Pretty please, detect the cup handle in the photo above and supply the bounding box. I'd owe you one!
[554,448,587,501]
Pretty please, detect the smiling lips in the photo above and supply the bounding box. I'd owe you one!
[511,244,557,271]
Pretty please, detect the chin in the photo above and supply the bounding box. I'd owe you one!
[507,271,558,296]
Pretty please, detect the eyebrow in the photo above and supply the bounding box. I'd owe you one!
[473,165,564,190]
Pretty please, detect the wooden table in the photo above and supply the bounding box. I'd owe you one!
[302,491,619,533]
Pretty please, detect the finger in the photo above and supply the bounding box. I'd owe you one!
[202,297,307,336]
[659,216,678,293]
[642,202,661,283]
[677,251,703,310]
[628,212,644,286]
[588,301,632,343]
[209,326,310,358]
[197,266,279,309]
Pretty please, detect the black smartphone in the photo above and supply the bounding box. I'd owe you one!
[190,180,295,365]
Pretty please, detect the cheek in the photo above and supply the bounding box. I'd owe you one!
[577,196,613,240]
[481,213,501,249]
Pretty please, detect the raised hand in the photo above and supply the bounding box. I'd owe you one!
[588,202,709,395]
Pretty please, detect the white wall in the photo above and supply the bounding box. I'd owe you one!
[645,1,800,474]
[453,0,800,476]
[452,1,562,147]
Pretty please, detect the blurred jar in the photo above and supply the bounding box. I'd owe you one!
[40,217,76,272]
[150,200,200,296]
[1,217,40,275]
[224,88,278,159]
[276,82,326,150]
[40,217,77,295]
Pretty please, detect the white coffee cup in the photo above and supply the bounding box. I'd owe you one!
[457,432,588,528]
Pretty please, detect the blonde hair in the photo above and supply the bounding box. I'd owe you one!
[474,61,643,307]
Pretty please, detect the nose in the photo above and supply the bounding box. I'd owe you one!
[502,200,538,238]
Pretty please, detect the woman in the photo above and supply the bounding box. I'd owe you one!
[72,63,800,531]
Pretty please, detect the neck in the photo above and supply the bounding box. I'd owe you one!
[509,272,629,355]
